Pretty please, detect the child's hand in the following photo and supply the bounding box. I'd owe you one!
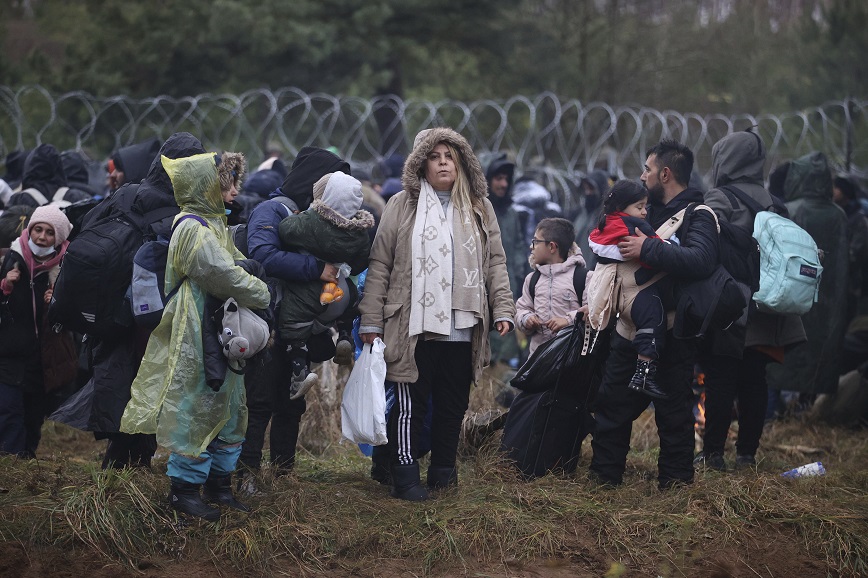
[525,315,542,331]
[5,263,20,288]
[44,287,53,304]
[545,317,570,332]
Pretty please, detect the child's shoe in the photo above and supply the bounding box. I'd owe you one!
[287,343,318,400]
[628,358,668,400]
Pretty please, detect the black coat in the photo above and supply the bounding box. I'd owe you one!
[0,250,50,391]
[8,144,92,207]
[642,187,719,282]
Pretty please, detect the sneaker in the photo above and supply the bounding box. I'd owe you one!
[693,451,727,471]
[289,369,318,400]
[333,331,354,366]
[734,454,757,470]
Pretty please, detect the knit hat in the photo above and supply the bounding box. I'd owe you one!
[28,204,73,245]
[313,171,363,219]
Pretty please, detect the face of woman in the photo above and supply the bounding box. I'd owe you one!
[424,143,457,191]
[31,223,56,248]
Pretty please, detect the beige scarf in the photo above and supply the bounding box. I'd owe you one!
[409,179,484,337]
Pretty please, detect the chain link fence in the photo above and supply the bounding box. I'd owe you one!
[2,86,865,212]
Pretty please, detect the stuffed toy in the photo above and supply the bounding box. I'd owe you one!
[218,297,271,370]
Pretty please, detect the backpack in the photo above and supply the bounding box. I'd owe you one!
[721,185,822,315]
[672,204,750,338]
[48,183,178,337]
[528,265,588,302]
[130,215,208,329]
[230,195,298,257]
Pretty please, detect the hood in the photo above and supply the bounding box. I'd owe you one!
[278,146,350,211]
[22,144,67,197]
[141,133,206,196]
[243,169,283,198]
[584,169,611,197]
[162,153,225,218]
[116,138,161,186]
[3,149,30,188]
[711,130,765,187]
[219,151,247,192]
[60,150,89,184]
[512,178,551,209]
[782,151,833,202]
[483,152,515,209]
[402,127,488,201]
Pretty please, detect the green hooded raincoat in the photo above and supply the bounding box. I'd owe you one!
[121,153,270,457]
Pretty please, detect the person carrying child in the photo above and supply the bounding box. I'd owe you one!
[515,217,586,356]
[586,180,673,400]
[276,171,375,399]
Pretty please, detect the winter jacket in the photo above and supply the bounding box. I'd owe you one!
[359,127,516,384]
[277,200,374,339]
[767,152,849,395]
[121,152,270,457]
[8,144,92,208]
[515,253,585,355]
[703,131,806,356]
[0,233,67,391]
[485,154,527,299]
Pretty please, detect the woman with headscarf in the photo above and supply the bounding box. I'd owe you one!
[359,128,516,501]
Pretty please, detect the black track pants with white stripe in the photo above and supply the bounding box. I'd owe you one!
[389,340,473,467]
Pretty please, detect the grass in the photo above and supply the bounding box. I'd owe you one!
[1,364,866,577]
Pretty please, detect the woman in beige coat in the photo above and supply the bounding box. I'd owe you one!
[360,128,515,501]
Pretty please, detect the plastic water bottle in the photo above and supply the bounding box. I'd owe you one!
[781,461,826,478]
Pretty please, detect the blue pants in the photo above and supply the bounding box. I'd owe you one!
[167,438,242,485]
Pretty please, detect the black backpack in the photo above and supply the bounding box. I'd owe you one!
[49,184,178,337]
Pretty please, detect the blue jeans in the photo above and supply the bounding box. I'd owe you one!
[167,438,243,485]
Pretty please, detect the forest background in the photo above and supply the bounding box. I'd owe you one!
[2,0,866,116]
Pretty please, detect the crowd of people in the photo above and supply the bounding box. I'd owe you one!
[0,125,865,519]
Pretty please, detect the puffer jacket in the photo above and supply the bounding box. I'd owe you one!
[359,127,516,383]
[703,131,805,355]
[515,252,585,355]
[767,152,849,395]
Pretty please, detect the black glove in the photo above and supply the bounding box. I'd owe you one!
[207,379,223,392]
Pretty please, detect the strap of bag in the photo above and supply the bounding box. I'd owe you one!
[52,187,70,203]
[21,188,49,206]
[163,215,210,302]
[529,265,588,301]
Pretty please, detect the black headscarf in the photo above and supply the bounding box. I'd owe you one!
[276,146,350,211]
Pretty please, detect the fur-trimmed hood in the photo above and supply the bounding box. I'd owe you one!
[219,151,246,192]
[309,198,375,231]
[401,127,488,201]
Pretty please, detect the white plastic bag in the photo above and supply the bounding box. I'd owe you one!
[340,337,388,445]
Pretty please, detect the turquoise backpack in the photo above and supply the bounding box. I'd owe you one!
[721,185,822,315]
[752,210,822,315]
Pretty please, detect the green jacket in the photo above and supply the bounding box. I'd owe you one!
[277,200,374,339]
[767,152,849,395]
[121,153,270,457]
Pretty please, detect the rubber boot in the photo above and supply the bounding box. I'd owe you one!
[427,466,458,490]
[203,473,251,512]
[390,462,428,502]
[168,481,221,522]
[628,359,668,400]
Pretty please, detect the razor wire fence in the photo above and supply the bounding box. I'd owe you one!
[1,86,865,214]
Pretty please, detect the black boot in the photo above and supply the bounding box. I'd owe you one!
[203,473,251,512]
[390,462,428,502]
[628,359,668,400]
[168,481,221,522]
[370,445,392,485]
[427,466,458,490]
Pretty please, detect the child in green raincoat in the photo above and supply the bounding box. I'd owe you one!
[121,152,270,522]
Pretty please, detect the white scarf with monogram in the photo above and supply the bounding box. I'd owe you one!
[409,179,485,337]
